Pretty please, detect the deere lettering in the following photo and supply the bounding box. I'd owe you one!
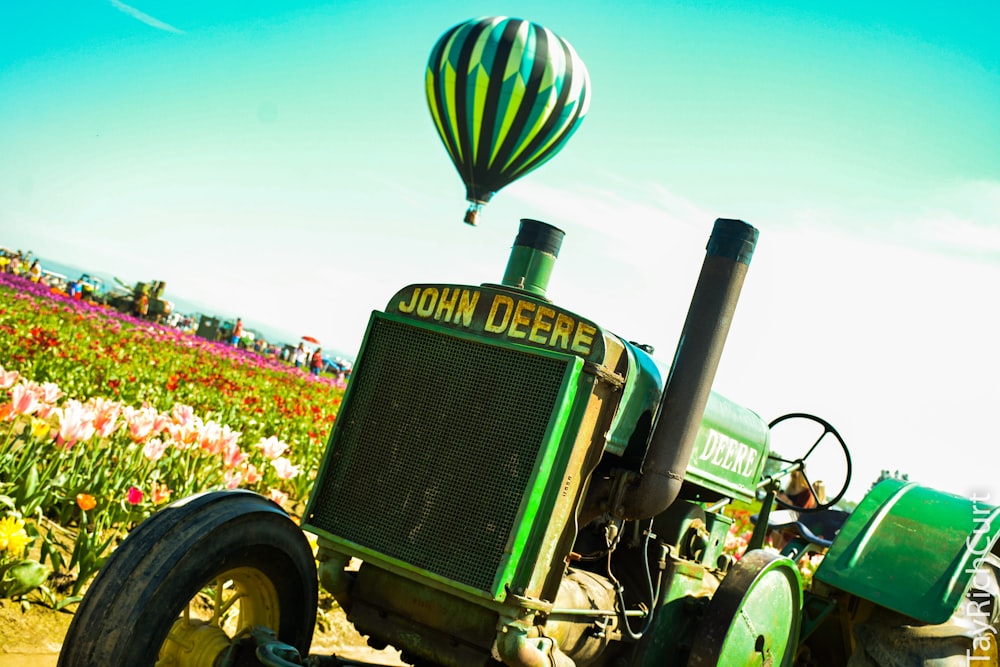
[484,294,596,355]
[699,429,758,479]
[394,286,597,356]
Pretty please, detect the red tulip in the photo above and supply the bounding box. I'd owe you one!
[126,486,143,505]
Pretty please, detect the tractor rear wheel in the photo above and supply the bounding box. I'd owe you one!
[57,490,317,667]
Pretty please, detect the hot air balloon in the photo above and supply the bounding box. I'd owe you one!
[426,17,591,225]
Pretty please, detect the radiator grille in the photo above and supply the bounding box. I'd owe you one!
[306,315,570,593]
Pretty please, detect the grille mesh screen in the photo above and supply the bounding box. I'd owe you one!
[307,316,570,593]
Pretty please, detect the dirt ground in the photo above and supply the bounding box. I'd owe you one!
[1,521,408,665]
[0,598,71,667]
[0,595,407,667]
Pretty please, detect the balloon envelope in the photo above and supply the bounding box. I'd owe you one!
[426,17,591,224]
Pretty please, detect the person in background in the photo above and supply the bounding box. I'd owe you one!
[134,289,149,319]
[293,343,307,369]
[310,347,323,376]
[767,469,824,553]
[812,480,827,506]
[232,318,244,347]
[778,469,818,509]
[28,259,42,283]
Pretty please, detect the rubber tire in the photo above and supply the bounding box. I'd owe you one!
[57,490,318,667]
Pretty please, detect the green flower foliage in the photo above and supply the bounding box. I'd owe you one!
[0,275,346,601]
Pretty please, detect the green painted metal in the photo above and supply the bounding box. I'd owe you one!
[815,478,1000,624]
[502,244,557,298]
[682,393,771,504]
[797,594,838,644]
[303,311,587,603]
[385,283,770,506]
[635,506,735,665]
[633,555,714,665]
[500,219,564,298]
[604,342,667,457]
[349,564,501,666]
[602,341,770,509]
[688,550,802,667]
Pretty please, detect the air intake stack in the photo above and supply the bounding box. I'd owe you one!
[501,219,565,298]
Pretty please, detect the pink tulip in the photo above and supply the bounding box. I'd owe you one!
[37,382,63,403]
[168,418,200,450]
[0,368,19,389]
[217,424,241,452]
[9,383,39,417]
[36,402,60,420]
[224,469,243,490]
[152,411,171,437]
[255,436,288,460]
[197,420,224,454]
[125,406,159,442]
[242,462,261,484]
[142,438,168,461]
[268,488,289,506]
[56,399,96,449]
[271,457,301,480]
[88,397,122,438]
[221,441,247,470]
[171,403,195,427]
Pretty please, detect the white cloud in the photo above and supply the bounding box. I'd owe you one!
[108,0,185,34]
[782,179,1000,264]
[904,179,1000,261]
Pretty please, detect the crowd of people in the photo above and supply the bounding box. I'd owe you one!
[212,318,351,380]
[2,246,352,380]
[1,248,45,283]
[285,342,325,376]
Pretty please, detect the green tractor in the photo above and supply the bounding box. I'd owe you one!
[105,278,174,322]
[58,219,999,666]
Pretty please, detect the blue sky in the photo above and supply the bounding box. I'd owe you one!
[1,1,998,502]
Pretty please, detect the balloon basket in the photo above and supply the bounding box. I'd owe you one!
[464,206,480,226]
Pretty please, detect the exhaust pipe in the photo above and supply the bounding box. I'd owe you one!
[621,218,758,519]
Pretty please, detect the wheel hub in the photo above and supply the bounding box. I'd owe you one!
[688,549,803,666]
[159,619,231,666]
[156,567,284,667]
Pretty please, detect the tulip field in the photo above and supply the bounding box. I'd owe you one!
[0,271,345,606]
[0,270,819,616]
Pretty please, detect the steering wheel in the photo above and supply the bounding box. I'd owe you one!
[766,412,852,512]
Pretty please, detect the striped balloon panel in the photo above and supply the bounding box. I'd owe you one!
[426,17,591,204]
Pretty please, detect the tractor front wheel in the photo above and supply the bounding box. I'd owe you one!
[687,549,803,667]
[57,490,318,667]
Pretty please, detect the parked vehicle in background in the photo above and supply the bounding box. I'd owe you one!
[105,278,173,322]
